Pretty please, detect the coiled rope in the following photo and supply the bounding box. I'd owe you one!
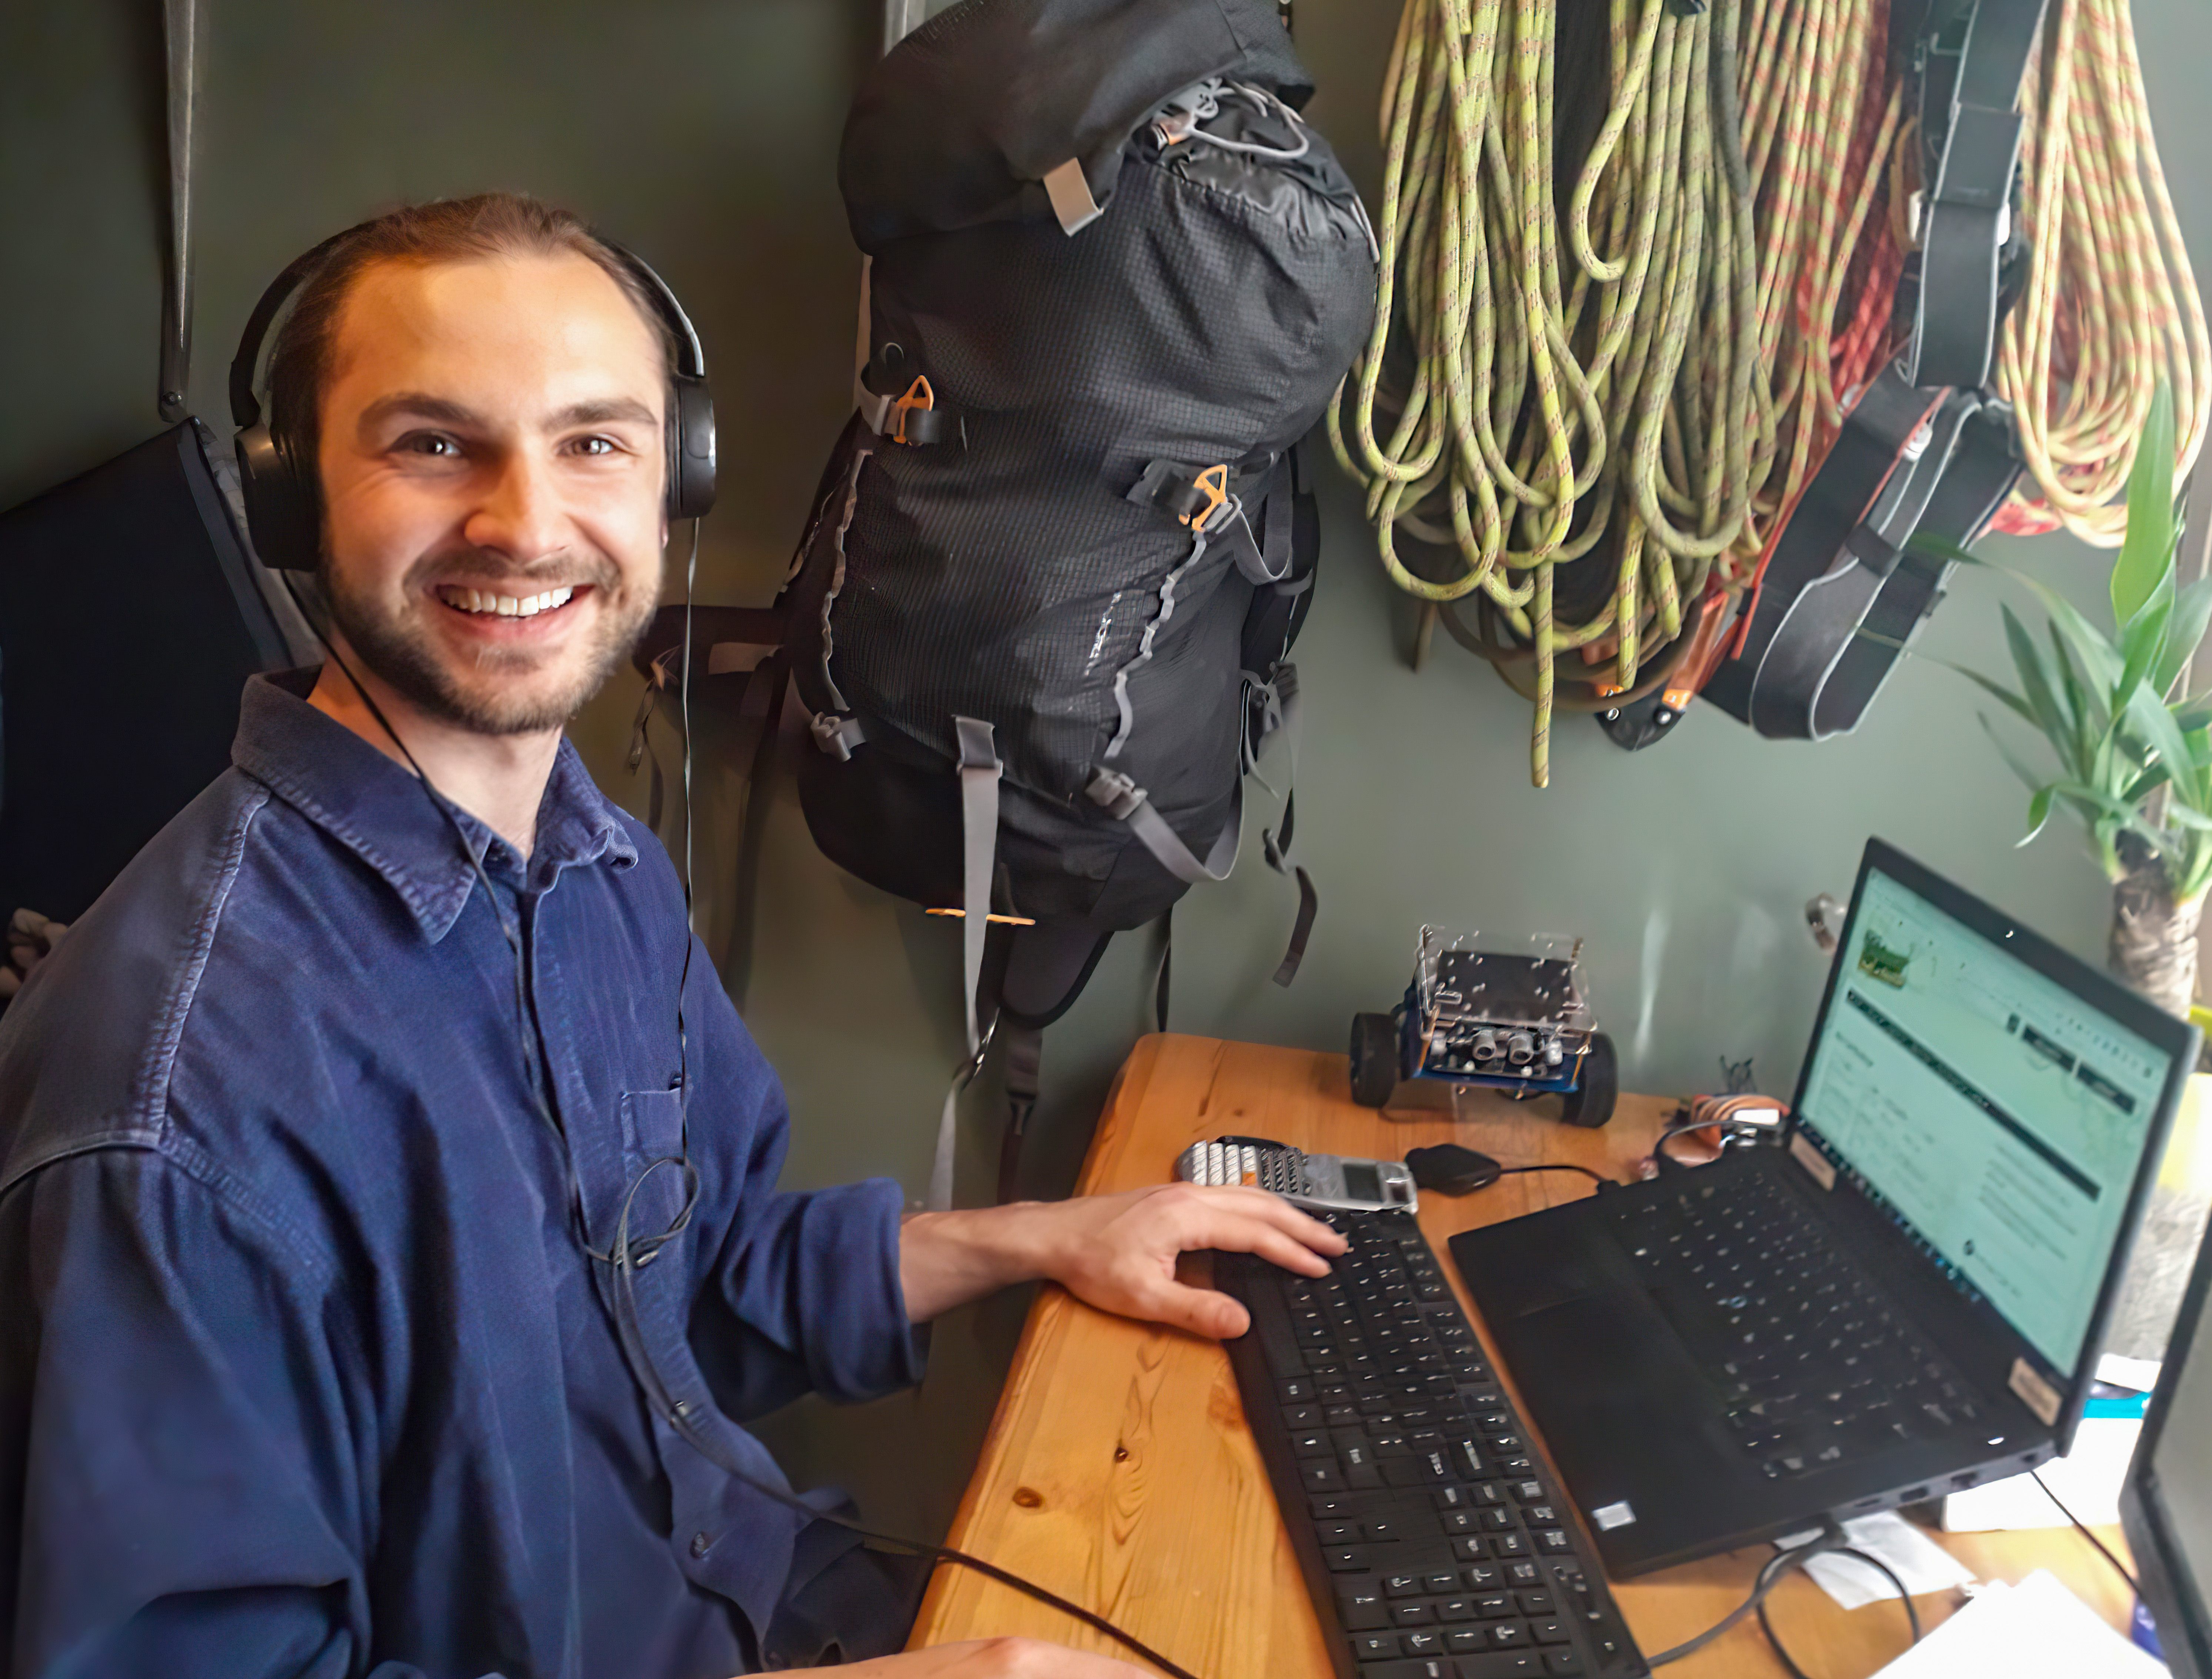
[1989,0,2209,546]
[1330,0,1903,785]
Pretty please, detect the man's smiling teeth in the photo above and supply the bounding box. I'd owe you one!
[437,584,576,618]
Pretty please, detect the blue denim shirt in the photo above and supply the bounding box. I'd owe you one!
[0,671,923,1678]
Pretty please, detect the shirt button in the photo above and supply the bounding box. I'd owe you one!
[690,1531,713,1558]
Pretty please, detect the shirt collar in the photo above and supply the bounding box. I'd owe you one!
[232,670,639,943]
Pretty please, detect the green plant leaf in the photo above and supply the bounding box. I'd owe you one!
[2049,779,2172,855]
[1999,570,2127,694]
[2126,680,2205,813]
[2118,567,2176,708]
[2156,574,2212,697]
[2021,784,2056,847]
[2046,625,2108,783]
[1906,532,1985,569]
[2003,603,2080,766]
[2113,380,2180,629]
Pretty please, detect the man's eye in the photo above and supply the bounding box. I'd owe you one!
[399,433,461,458]
[575,436,619,456]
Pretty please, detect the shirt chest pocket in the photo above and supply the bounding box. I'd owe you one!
[613,1086,693,1259]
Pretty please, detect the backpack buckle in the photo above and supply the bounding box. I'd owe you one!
[1180,464,1234,532]
[889,376,945,446]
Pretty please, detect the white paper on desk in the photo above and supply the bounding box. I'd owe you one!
[1776,1512,1977,1609]
[1869,1570,2167,1678]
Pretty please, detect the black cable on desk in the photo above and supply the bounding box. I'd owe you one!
[2033,1468,2143,1595]
[1498,1163,1615,1187]
[1645,1530,1848,1666]
[1757,1544,1921,1679]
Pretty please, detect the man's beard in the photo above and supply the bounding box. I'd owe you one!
[322,550,656,737]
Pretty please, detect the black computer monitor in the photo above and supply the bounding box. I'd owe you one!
[2122,1203,2212,1677]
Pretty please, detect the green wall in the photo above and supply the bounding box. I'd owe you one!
[6,0,2209,1539]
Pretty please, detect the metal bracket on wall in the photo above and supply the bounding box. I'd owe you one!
[160,0,199,422]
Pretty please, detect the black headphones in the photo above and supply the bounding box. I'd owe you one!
[228,221,717,571]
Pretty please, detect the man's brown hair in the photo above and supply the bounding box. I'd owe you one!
[265,193,677,495]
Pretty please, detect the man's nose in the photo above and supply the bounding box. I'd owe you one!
[462,452,569,564]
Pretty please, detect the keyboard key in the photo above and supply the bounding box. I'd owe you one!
[1328,1549,1369,1572]
[1401,1630,1443,1656]
[1452,1537,1489,1562]
[1517,1590,1557,1616]
[1492,1533,1529,1557]
[1505,1562,1542,1586]
[1530,1618,1571,1644]
[1542,1649,1586,1674]
[1301,1463,1345,1492]
[1475,1592,1515,1618]
[1489,1619,1531,1647]
[1339,1583,1388,1629]
[1364,1519,1402,1543]
[1535,1530,1573,1554]
[1465,1564,1503,1589]
[1294,1432,1334,1458]
[1384,1574,1423,1599]
[1447,1626,1489,1653]
[1440,1509,1478,1535]
[1436,1597,1476,1623]
[1319,1521,1357,1544]
[1353,1633,1397,1660]
[1389,1600,1435,1627]
[1422,1572,1459,1594]
[1462,1655,1546,1678]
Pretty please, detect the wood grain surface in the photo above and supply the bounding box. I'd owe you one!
[908,1034,2139,1677]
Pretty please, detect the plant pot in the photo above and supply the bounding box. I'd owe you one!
[2108,855,2205,1024]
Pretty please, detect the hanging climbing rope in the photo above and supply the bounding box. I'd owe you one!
[1987,0,2209,545]
[1330,0,1905,785]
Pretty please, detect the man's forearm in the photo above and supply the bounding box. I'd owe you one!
[898,1204,1064,1323]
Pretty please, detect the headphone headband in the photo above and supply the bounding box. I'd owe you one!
[230,216,716,569]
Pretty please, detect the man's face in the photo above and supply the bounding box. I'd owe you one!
[315,251,668,736]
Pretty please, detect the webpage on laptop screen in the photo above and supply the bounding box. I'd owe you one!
[1795,868,2172,1379]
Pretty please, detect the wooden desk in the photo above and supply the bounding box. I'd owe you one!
[910,1035,2137,1676]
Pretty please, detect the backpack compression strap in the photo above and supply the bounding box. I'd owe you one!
[924,715,1003,1212]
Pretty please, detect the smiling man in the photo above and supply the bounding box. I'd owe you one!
[0,195,1342,1679]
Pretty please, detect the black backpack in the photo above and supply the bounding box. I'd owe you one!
[773,0,1375,1203]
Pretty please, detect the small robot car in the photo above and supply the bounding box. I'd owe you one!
[1349,928,1617,1126]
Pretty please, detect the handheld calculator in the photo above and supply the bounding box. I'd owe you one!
[1174,1134,1418,1214]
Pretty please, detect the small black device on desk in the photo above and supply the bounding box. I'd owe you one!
[1451,838,2197,1578]
[1197,1133,1648,1679]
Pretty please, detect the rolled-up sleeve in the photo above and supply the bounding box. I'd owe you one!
[0,1150,468,1679]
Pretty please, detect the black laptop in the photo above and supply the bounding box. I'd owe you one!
[1451,838,2199,1576]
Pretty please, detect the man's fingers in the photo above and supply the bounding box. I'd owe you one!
[1133,1275,1250,1340]
[1219,1220,1339,1277]
[1173,1184,1347,1253]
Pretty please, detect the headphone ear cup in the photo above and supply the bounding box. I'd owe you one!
[667,372,717,522]
[237,424,324,571]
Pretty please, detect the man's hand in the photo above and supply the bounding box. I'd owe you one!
[833,1637,1153,1676]
[900,1183,1345,1334]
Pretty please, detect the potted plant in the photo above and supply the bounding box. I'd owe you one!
[1927,382,2212,1020]
[1922,382,2212,1361]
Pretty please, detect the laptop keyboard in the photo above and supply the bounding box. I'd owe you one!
[1218,1209,1647,1678]
[1606,1172,1983,1479]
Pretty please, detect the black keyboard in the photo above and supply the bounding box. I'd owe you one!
[1606,1172,1983,1478]
[1217,1208,1647,1679]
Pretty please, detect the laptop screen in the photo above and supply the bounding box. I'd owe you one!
[1794,862,2178,1381]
